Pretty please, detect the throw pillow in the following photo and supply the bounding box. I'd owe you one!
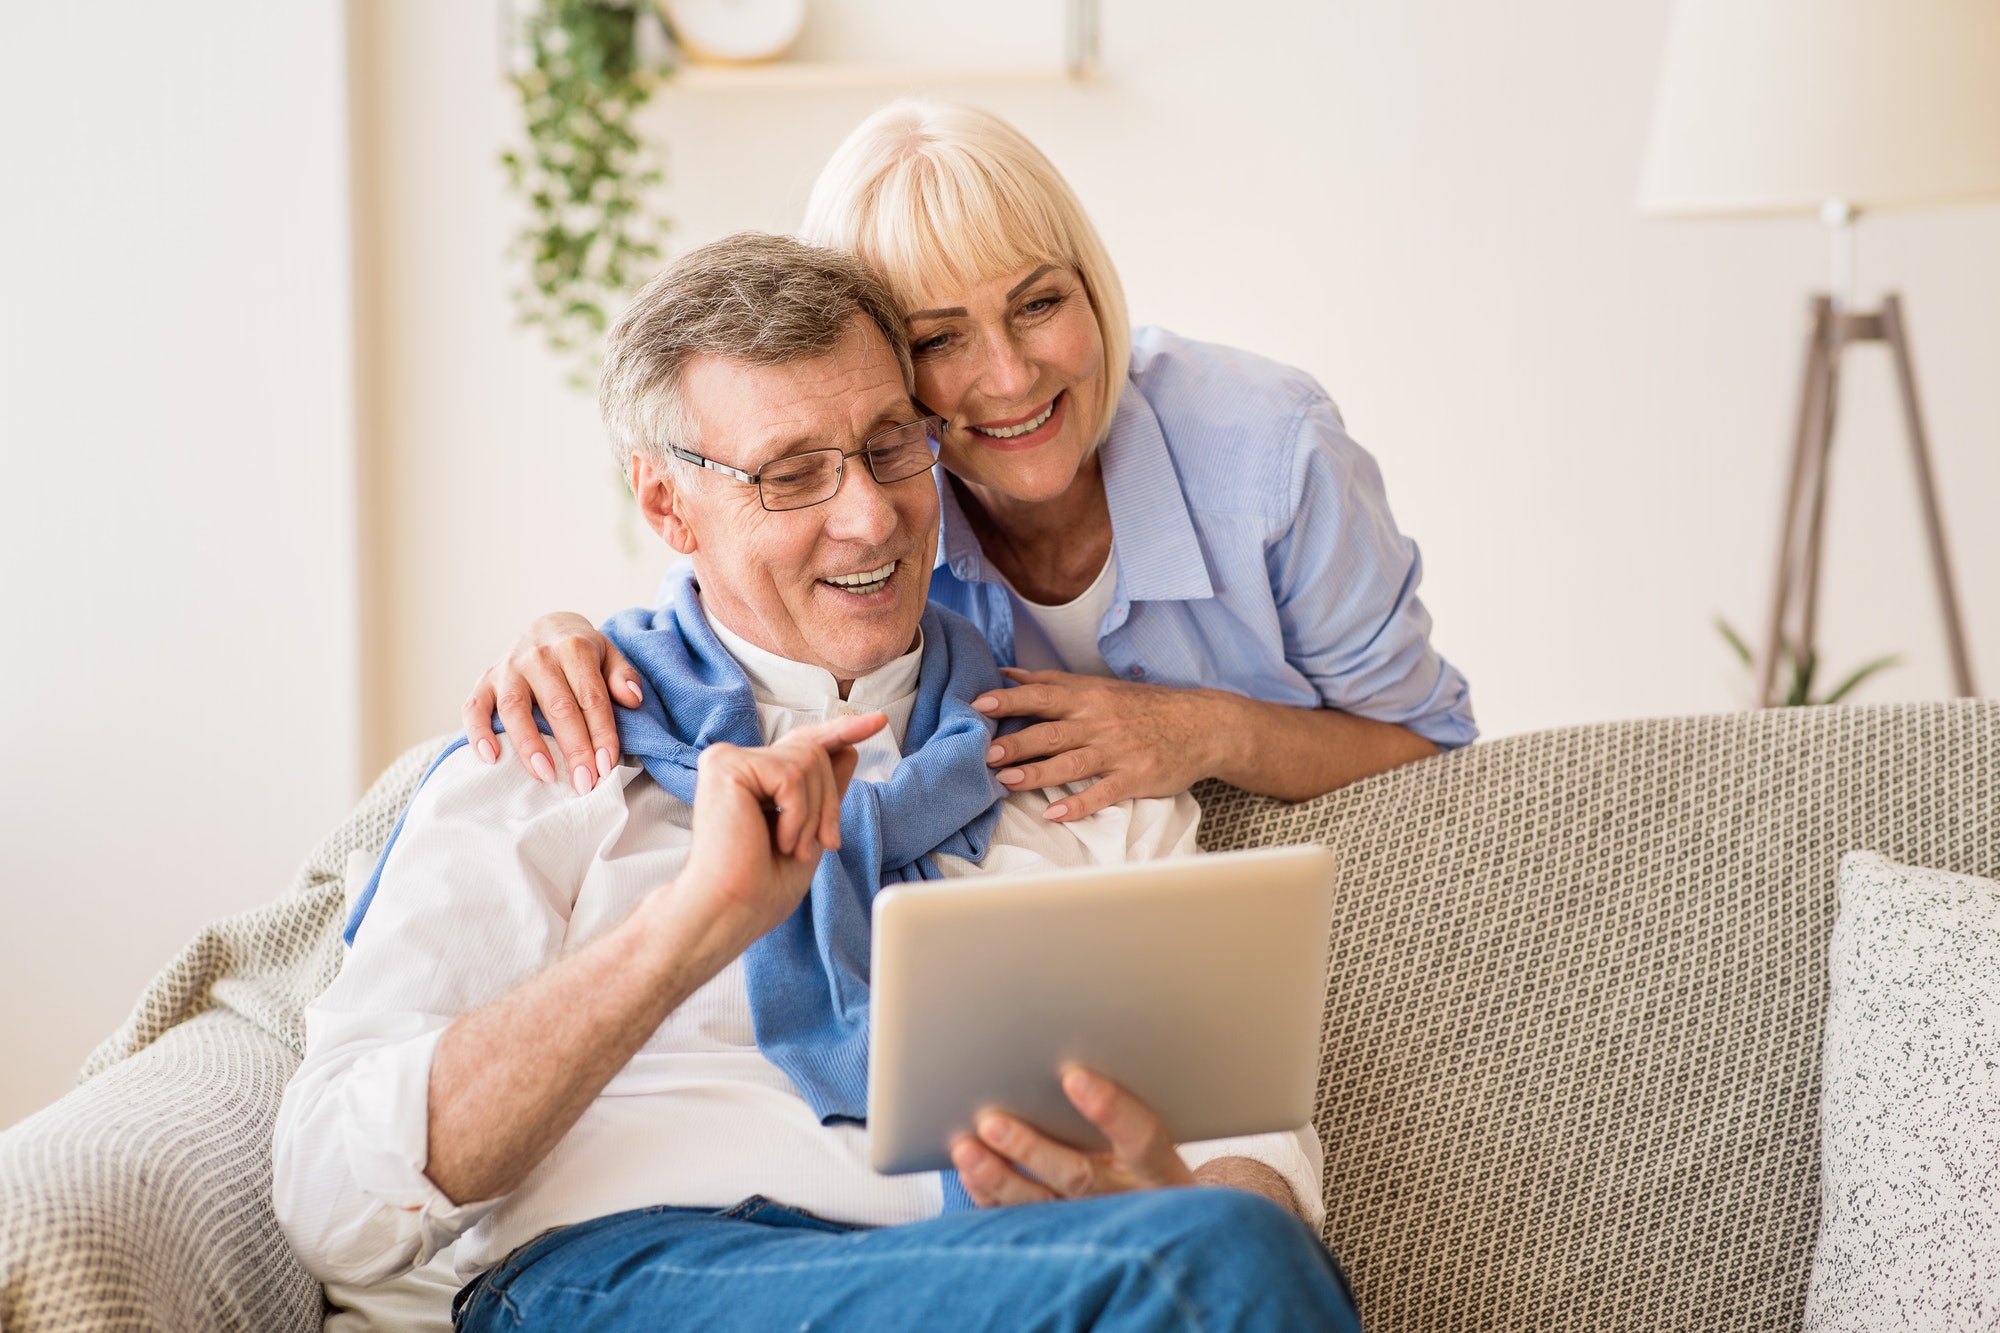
[1805,850,2000,1331]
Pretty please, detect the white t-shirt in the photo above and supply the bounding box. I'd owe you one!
[1003,551,1118,677]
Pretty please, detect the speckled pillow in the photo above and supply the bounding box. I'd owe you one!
[1805,851,2000,1331]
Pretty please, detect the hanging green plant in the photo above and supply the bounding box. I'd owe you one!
[501,0,669,387]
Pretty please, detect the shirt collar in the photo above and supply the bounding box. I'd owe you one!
[702,597,926,715]
[935,375,1213,603]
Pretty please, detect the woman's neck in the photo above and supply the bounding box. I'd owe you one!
[952,455,1115,605]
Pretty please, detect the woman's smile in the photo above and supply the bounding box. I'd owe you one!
[963,391,1068,451]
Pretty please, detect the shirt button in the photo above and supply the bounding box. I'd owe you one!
[1129,666,1145,678]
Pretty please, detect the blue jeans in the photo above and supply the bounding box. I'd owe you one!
[454,1190,1360,1331]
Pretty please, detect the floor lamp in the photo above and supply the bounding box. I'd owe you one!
[1638,0,2000,705]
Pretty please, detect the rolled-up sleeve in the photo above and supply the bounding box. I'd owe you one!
[1269,397,1477,748]
[272,738,590,1285]
[273,1020,497,1285]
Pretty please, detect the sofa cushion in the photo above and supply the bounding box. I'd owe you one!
[1805,851,2000,1331]
[1197,700,1999,1331]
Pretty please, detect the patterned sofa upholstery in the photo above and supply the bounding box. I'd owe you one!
[3,701,1995,1331]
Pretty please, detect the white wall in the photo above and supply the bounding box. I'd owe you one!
[0,2,358,1128]
[354,0,1998,778]
[3,0,1989,1137]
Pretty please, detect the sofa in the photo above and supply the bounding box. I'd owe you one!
[2,699,1994,1331]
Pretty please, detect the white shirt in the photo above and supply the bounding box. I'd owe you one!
[272,619,1324,1288]
[1003,551,1120,678]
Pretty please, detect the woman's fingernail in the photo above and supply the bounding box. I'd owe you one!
[476,739,498,764]
[977,1115,1010,1146]
[529,751,555,783]
[622,679,643,704]
[972,696,998,713]
[997,768,1024,786]
[986,745,1004,764]
[572,765,594,795]
[596,747,614,778]
[1046,803,1068,820]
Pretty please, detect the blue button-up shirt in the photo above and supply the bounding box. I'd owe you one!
[926,327,1477,750]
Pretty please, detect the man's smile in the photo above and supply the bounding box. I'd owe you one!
[819,559,898,597]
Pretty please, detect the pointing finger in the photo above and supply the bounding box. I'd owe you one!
[790,711,888,751]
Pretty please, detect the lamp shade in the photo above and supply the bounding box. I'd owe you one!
[1639,0,2000,217]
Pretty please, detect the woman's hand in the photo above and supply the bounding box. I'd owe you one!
[975,667,1442,813]
[463,613,645,795]
[972,668,1229,821]
[949,1066,1197,1207]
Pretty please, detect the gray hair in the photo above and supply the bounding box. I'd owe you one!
[599,232,915,476]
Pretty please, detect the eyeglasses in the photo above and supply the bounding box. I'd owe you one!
[669,416,945,513]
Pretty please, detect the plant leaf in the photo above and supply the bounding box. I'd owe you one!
[1783,645,1816,708]
[1819,655,1902,705]
[1715,616,1754,668]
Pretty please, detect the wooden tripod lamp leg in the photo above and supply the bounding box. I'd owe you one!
[1878,294,1979,698]
[1798,312,1850,672]
[1758,298,1837,707]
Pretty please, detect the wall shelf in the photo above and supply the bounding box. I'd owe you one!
[499,0,1100,87]
[666,61,1089,91]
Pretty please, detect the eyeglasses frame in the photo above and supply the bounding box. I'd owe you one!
[667,415,947,513]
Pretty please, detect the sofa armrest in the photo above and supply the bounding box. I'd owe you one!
[0,1009,323,1333]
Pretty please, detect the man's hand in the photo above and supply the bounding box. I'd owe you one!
[425,711,884,1207]
[949,1065,1198,1205]
[667,712,887,959]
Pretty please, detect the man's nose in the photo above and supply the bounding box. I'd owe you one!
[822,458,900,543]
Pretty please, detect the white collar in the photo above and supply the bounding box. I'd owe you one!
[701,598,926,715]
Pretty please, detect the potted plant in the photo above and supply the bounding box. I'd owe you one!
[502,0,669,387]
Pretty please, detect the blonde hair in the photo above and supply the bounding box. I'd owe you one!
[800,101,1129,448]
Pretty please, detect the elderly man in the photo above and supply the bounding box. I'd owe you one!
[273,235,1359,1330]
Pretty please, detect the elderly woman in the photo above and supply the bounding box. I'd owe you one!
[468,100,1475,817]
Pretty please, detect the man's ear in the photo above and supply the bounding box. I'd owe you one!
[630,453,698,555]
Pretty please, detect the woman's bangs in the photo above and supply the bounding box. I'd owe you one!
[864,145,1074,315]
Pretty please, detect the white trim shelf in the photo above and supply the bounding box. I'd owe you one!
[665,61,1090,90]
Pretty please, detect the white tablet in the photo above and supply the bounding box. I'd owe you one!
[867,843,1336,1175]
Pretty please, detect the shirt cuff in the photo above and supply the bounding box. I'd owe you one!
[1178,1126,1326,1233]
[331,1026,504,1271]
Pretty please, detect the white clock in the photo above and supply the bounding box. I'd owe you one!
[659,0,808,64]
